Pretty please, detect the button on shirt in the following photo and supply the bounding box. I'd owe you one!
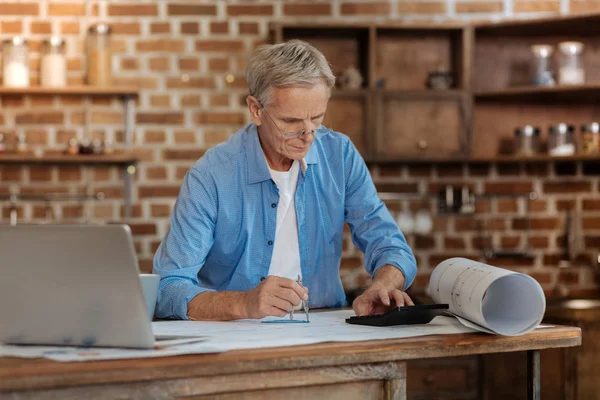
[153,123,417,320]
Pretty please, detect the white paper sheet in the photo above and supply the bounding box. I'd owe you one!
[429,258,546,336]
[0,341,226,362]
[152,309,478,352]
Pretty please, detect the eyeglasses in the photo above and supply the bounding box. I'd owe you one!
[258,102,332,140]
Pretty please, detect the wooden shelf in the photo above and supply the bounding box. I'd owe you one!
[0,86,139,97]
[475,84,600,102]
[364,154,600,164]
[0,152,138,165]
[475,12,600,36]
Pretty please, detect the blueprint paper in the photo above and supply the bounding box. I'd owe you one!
[429,258,546,336]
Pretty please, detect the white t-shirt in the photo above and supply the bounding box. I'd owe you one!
[267,160,302,281]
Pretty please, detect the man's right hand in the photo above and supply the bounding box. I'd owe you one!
[244,276,309,319]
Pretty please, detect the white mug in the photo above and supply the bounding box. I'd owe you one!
[139,274,160,321]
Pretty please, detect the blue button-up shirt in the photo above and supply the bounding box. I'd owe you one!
[153,123,416,320]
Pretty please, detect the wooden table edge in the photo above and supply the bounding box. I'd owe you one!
[0,325,581,392]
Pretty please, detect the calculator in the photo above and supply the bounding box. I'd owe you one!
[345,304,450,327]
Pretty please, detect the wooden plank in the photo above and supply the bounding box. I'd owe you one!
[475,12,600,36]
[475,84,600,101]
[0,153,138,165]
[1,362,403,399]
[0,86,138,97]
[272,21,464,31]
[0,326,581,392]
[188,381,385,400]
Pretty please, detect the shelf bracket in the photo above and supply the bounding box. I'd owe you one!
[123,95,135,148]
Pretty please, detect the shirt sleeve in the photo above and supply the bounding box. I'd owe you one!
[153,167,218,320]
[342,138,417,290]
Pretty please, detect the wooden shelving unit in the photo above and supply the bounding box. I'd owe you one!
[0,86,140,217]
[0,86,139,97]
[275,13,600,163]
[0,152,138,165]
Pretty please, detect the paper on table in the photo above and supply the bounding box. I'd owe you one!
[0,341,225,362]
[152,309,478,352]
[429,258,546,336]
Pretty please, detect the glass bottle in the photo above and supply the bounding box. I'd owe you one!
[2,36,29,88]
[558,41,585,85]
[41,36,67,87]
[548,124,576,156]
[581,123,600,154]
[86,24,112,86]
[530,45,555,86]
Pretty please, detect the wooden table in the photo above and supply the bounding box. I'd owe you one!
[0,326,581,400]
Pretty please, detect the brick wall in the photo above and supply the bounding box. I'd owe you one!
[1,0,599,298]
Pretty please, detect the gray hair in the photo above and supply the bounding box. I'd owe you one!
[246,39,336,107]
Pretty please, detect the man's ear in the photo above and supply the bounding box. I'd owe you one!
[246,95,262,126]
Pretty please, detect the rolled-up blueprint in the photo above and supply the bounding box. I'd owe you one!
[429,258,546,336]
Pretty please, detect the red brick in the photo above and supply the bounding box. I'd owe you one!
[210,94,229,107]
[144,130,166,144]
[48,2,86,16]
[571,0,600,12]
[24,130,49,145]
[151,204,172,218]
[151,23,171,34]
[500,236,521,249]
[513,0,560,12]
[111,22,141,35]
[543,181,592,194]
[120,58,139,71]
[150,95,171,108]
[397,1,447,14]
[283,3,332,15]
[168,4,217,15]
[60,21,79,34]
[16,112,64,125]
[108,3,158,16]
[163,149,205,161]
[210,22,229,34]
[167,77,215,89]
[196,40,244,52]
[437,163,464,177]
[239,22,260,35]
[485,182,533,195]
[488,257,535,268]
[30,21,52,34]
[176,167,189,180]
[128,223,156,236]
[139,185,181,198]
[456,1,504,13]
[120,205,143,218]
[227,4,273,16]
[136,39,185,53]
[414,235,435,249]
[556,200,576,212]
[58,166,81,181]
[174,131,197,144]
[146,166,167,180]
[583,199,600,210]
[1,21,22,33]
[530,199,547,212]
[195,112,245,125]
[205,129,230,146]
[91,111,122,125]
[455,217,478,232]
[208,57,230,72]
[374,183,419,193]
[29,166,52,182]
[529,236,549,249]
[137,113,184,125]
[181,95,202,107]
[0,3,38,15]
[583,217,600,230]
[138,260,154,274]
[529,271,553,285]
[444,237,466,250]
[497,199,518,213]
[513,217,562,230]
[149,57,170,71]
[341,2,391,14]
[467,163,490,177]
[340,256,363,270]
[181,22,199,35]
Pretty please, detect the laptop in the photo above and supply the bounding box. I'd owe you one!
[0,224,204,349]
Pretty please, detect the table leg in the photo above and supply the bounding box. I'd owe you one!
[528,350,541,400]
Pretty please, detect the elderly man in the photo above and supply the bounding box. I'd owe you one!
[153,40,417,321]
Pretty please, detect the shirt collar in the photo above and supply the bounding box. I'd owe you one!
[245,123,318,185]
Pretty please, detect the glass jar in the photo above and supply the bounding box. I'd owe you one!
[41,36,67,87]
[548,124,576,156]
[530,45,555,86]
[2,36,30,88]
[86,23,112,86]
[558,41,585,85]
[581,123,600,154]
[514,125,541,156]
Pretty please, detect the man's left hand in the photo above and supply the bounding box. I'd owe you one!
[352,265,414,316]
